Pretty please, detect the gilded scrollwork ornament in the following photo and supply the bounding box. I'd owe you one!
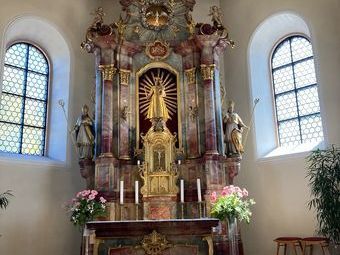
[170,24,180,37]
[168,0,176,8]
[203,236,214,255]
[186,12,196,36]
[145,40,170,60]
[113,16,128,42]
[141,1,174,31]
[140,230,172,255]
[91,7,105,28]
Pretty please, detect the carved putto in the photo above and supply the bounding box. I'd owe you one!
[209,5,223,30]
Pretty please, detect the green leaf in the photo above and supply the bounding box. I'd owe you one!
[306,145,340,243]
[0,190,13,210]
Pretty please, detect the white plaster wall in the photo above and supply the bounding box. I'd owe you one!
[220,0,340,255]
[0,0,101,254]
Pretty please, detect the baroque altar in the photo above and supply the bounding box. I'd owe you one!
[76,0,245,254]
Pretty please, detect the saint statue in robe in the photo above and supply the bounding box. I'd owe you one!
[73,104,95,160]
[223,101,247,156]
[146,77,170,121]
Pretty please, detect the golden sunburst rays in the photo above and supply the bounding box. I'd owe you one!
[139,68,177,119]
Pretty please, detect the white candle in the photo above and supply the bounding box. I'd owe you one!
[180,179,184,203]
[137,160,141,165]
[197,178,202,202]
[135,180,139,204]
[178,159,181,165]
[120,180,124,205]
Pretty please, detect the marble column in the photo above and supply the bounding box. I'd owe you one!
[117,42,141,160]
[98,63,117,157]
[201,62,218,155]
[94,48,103,157]
[118,67,131,159]
[93,46,119,195]
[175,40,200,158]
[194,36,219,155]
[184,66,200,158]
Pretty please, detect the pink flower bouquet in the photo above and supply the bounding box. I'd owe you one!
[210,185,255,223]
[66,189,107,227]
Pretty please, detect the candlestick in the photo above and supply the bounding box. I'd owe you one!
[198,201,203,218]
[197,178,202,202]
[135,180,139,204]
[180,202,184,219]
[120,180,124,205]
[180,179,184,203]
[135,204,139,220]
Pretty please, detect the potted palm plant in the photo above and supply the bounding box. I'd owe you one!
[307,145,340,254]
[0,190,13,210]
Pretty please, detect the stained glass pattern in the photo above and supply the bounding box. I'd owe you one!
[0,43,49,156]
[272,36,323,146]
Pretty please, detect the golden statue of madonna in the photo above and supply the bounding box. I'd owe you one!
[139,68,177,124]
[146,77,169,120]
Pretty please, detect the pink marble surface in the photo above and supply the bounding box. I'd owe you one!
[203,79,218,155]
[101,81,113,154]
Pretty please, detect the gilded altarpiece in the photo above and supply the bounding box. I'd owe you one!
[79,0,243,254]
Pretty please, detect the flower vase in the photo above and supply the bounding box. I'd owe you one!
[227,217,239,255]
[80,227,84,255]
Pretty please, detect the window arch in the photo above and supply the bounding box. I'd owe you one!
[248,13,326,158]
[0,42,49,156]
[271,35,324,147]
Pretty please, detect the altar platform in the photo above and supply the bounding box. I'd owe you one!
[85,219,219,255]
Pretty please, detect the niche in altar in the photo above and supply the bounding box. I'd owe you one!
[75,0,246,254]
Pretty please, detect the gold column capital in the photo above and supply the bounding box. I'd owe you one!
[200,64,216,81]
[98,64,117,81]
[119,69,131,86]
[184,67,196,84]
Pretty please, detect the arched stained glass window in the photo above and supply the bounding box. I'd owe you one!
[271,36,324,146]
[0,42,49,156]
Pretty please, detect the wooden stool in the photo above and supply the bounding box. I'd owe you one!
[274,237,303,255]
[301,237,329,255]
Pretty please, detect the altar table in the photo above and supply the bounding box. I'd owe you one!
[85,219,219,255]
